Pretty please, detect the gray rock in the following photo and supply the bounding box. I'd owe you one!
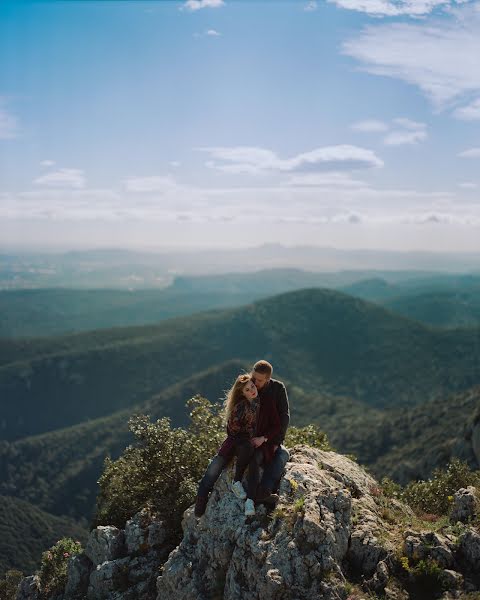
[85,526,125,566]
[439,569,463,590]
[87,557,130,599]
[15,575,41,600]
[403,531,454,568]
[156,446,393,600]
[458,527,480,572]
[64,553,94,599]
[450,487,479,523]
[124,508,167,554]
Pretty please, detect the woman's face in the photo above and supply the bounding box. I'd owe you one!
[242,379,258,401]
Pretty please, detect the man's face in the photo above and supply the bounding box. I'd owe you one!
[251,371,270,390]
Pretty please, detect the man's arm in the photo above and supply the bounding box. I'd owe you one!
[272,383,290,445]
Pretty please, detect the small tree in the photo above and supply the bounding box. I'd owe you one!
[0,570,23,600]
[36,538,83,599]
[93,396,225,532]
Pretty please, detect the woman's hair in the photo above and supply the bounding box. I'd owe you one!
[224,373,253,423]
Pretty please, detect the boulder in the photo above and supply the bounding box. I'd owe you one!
[157,446,394,600]
[64,553,94,599]
[85,526,125,566]
[450,487,479,524]
[15,575,40,600]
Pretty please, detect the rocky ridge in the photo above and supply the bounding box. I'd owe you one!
[16,446,480,600]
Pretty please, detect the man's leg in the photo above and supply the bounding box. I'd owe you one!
[195,454,228,516]
[259,445,290,496]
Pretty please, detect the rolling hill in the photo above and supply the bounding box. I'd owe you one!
[0,495,88,577]
[2,288,480,442]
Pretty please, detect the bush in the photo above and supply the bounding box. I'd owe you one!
[93,396,225,532]
[36,538,82,599]
[0,570,23,600]
[285,424,331,451]
[402,458,480,516]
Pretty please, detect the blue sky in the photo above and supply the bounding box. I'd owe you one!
[1,0,480,251]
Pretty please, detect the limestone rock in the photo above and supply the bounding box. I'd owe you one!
[64,553,94,599]
[157,446,393,600]
[85,526,125,566]
[458,527,480,573]
[450,487,479,523]
[15,575,40,600]
[87,556,130,599]
[124,508,167,554]
[403,531,454,568]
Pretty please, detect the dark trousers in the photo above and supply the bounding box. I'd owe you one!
[197,444,289,498]
[261,445,290,492]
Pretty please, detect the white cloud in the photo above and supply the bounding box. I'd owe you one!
[343,4,480,110]
[40,160,56,167]
[458,182,478,188]
[329,0,471,17]
[304,1,318,11]
[124,175,177,192]
[351,119,389,132]
[200,144,384,174]
[182,0,224,11]
[383,118,427,145]
[0,99,18,139]
[458,147,480,158]
[285,172,368,188]
[453,97,480,120]
[33,168,86,189]
[206,28,221,36]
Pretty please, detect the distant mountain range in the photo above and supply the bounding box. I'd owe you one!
[2,269,480,338]
[2,288,480,443]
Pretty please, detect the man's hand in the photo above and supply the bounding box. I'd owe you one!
[251,436,265,448]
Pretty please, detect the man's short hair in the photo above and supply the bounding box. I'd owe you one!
[253,360,273,377]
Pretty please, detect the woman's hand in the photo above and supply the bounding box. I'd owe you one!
[251,436,266,448]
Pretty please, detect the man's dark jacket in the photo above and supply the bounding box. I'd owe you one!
[256,378,290,446]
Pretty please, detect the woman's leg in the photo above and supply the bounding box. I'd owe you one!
[246,448,263,500]
[233,439,254,482]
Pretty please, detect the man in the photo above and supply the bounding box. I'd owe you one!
[250,359,290,504]
[194,359,290,517]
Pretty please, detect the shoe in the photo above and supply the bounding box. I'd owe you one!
[231,481,247,500]
[255,486,279,506]
[245,498,255,516]
[194,494,208,517]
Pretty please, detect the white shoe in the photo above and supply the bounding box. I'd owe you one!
[231,481,247,500]
[245,498,255,516]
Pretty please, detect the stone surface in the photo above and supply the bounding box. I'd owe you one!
[15,575,40,600]
[85,526,125,566]
[450,486,479,523]
[458,527,480,573]
[403,531,454,568]
[156,446,401,600]
[64,553,94,599]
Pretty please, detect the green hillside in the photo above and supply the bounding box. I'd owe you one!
[382,289,480,328]
[2,288,480,441]
[0,495,88,577]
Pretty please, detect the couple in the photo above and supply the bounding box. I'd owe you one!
[195,360,290,518]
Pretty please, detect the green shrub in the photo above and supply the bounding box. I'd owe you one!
[285,424,331,450]
[93,396,225,532]
[36,538,82,599]
[402,458,480,516]
[0,570,23,600]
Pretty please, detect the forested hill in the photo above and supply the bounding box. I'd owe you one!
[1,287,480,442]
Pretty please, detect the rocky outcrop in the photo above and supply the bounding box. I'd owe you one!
[157,446,406,599]
[15,446,480,600]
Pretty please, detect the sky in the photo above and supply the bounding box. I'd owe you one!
[1,0,480,251]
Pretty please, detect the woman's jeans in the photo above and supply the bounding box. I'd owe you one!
[197,444,290,498]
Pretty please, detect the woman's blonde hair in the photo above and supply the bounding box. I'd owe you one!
[224,373,253,423]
